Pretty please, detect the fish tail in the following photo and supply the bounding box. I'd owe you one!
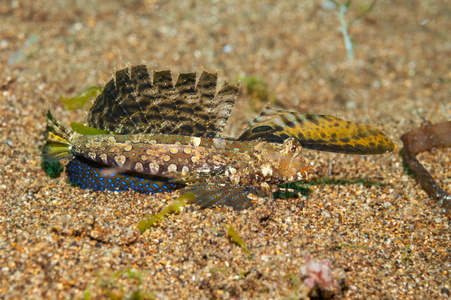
[42,110,74,162]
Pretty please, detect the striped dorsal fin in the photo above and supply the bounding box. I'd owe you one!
[237,107,396,155]
[87,64,239,137]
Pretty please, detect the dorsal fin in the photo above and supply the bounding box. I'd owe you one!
[237,107,396,155]
[87,64,239,137]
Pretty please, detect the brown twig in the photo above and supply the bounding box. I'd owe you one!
[400,121,451,216]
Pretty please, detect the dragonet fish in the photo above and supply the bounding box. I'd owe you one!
[42,64,395,210]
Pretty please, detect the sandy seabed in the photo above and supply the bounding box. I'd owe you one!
[0,1,450,299]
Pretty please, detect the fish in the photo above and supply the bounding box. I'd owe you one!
[43,64,395,210]
[43,111,310,209]
[48,66,248,206]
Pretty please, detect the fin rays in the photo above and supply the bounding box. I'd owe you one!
[238,107,396,155]
[87,64,239,138]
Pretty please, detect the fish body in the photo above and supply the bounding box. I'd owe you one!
[65,155,267,210]
[62,131,310,188]
[44,115,310,210]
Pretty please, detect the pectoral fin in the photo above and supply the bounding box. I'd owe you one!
[183,180,268,210]
[238,107,396,155]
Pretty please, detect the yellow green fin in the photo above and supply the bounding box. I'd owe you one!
[70,122,116,135]
[238,107,396,155]
[225,224,251,258]
[60,86,103,110]
[42,110,74,162]
[137,192,195,233]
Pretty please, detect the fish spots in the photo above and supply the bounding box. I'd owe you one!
[100,153,108,164]
[114,155,126,167]
[88,152,96,160]
[260,182,271,191]
[307,115,320,125]
[280,114,295,128]
[251,125,272,133]
[135,162,144,172]
[225,167,237,176]
[230,174,240,185]
[213,138,226,149]
[261,164,273,177]
[339,137,350,143]
[70,128,315,205]
[212,154,223,161]
[190,136,201,147]
[149,163,159,173]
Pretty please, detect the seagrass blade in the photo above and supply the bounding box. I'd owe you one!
[238,107,396,155]
[87,64,239,137]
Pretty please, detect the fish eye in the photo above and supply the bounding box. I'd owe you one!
[291,146,297,152]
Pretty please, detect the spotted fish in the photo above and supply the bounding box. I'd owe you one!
[43,113,310,209]
[64,66,242,203]
[43,64,395,210]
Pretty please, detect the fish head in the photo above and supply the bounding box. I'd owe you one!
[276,138,311,182]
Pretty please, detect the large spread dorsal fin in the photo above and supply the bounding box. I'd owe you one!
[87,64,239,137]
[237,107,396,155]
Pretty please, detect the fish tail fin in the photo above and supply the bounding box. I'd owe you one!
[42,110,74,162]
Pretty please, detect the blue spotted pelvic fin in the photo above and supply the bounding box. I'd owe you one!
[67,157,180,194]
[183,179,269,210]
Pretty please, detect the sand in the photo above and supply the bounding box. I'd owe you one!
[0,0,450,299]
